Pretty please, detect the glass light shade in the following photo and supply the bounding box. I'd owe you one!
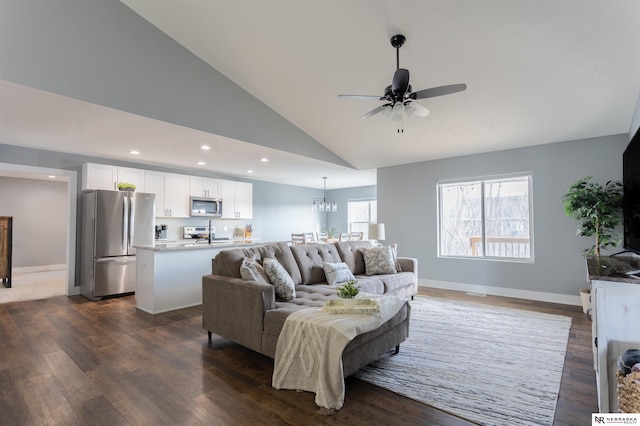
[392,103,405,121]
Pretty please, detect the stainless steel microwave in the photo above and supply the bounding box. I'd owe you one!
[190,197,223,217]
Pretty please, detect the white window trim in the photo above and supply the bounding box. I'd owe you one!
[348,198,377,235]
[437,172,534,263]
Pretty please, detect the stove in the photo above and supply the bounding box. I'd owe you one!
[183,226,229,241]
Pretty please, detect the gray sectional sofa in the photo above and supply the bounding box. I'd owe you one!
[202,240,418,377]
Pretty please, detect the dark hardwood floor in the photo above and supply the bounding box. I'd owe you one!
[0,288,597,425]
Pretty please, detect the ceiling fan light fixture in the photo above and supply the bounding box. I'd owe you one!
[392,102,405,120]
[412,102,430,117]
[405,104,415,118]
[338,34,466,129]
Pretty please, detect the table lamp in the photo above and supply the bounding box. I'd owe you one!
[368,223,385,246]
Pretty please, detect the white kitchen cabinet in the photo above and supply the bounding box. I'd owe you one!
[235,181,253,218]
[145,171,189,218]
[82,163,145,191]
[220,180,253,219]
[83,163,116,190]
[189,177,220,198]
[117,167,145,192]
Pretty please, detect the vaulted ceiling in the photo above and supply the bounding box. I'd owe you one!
[1,0,639,188]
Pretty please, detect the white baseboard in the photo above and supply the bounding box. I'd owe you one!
[419,278,582,307]
[13,264,66,274]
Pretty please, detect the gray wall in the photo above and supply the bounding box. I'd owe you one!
[326,185,377,235]
[0,177,68,267]
[378,134,629,298]
[631,93,640,141]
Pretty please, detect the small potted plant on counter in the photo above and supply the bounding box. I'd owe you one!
[117,182,136,192]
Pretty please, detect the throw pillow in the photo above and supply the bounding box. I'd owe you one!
[322,262,356,286]
[239,256,269,283]
[388,243,402,272]
[360,246,397,275]
[263,258,296,301]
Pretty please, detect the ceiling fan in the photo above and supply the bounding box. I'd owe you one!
[338,34,467,131]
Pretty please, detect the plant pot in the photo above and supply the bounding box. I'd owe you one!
[580,288,591,314]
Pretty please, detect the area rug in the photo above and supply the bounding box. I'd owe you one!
[352,297,572,426]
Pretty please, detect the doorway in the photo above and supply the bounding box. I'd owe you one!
[0,163,77,301]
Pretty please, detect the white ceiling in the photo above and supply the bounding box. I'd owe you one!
[2,0,639,189]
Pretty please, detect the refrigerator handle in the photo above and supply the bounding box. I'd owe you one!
[129,194,135,250]
[123,194,129,252]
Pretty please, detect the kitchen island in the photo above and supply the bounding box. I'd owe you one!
[135,240,275,314]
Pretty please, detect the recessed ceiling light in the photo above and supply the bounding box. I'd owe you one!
[201,145,210,150]
[48,175,56,179]
[247,170,254,174]
[197,161,205,166]
[260,157,268,162]
[130,150,140,155]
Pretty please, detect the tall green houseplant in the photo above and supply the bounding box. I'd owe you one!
[561,176,623,256]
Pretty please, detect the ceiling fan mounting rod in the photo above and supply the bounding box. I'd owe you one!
[390,34,406,70]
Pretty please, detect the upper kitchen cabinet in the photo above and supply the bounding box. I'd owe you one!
[190,177,220,198]
[82,163,145,192]
[145,171,190,218]
[220,180,253,219]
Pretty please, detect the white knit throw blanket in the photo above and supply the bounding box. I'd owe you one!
[272,295,406,410]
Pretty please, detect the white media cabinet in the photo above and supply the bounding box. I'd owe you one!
[587,254,640,413]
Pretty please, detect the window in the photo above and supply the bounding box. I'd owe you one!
[348,199,377,238]
[438,174,533,260]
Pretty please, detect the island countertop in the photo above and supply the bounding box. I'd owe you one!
[135,239,278,251]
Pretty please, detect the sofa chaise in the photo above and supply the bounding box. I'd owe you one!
[202,240,418,377]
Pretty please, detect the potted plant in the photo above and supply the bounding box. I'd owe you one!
[336,280,360,299]
[324,226,339,239]
[562,176,623,314]
[561,176,623,257]
[117,182,136,192]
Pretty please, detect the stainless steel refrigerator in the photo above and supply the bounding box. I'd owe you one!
[80,190,155,300]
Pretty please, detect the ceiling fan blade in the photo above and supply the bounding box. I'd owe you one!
[392,68,410,94]
[338,94,383,100]
[361,104,389,119]
[410,102,430,117]
[412,83,467,100]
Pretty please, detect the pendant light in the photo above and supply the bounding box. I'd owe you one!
[312,177,337,212]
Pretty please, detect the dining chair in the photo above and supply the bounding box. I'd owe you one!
[291,233,306,245]
[339,232,349,241]
[303,232,315,244]
[349,232,363,241]
[316,232,329,242]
